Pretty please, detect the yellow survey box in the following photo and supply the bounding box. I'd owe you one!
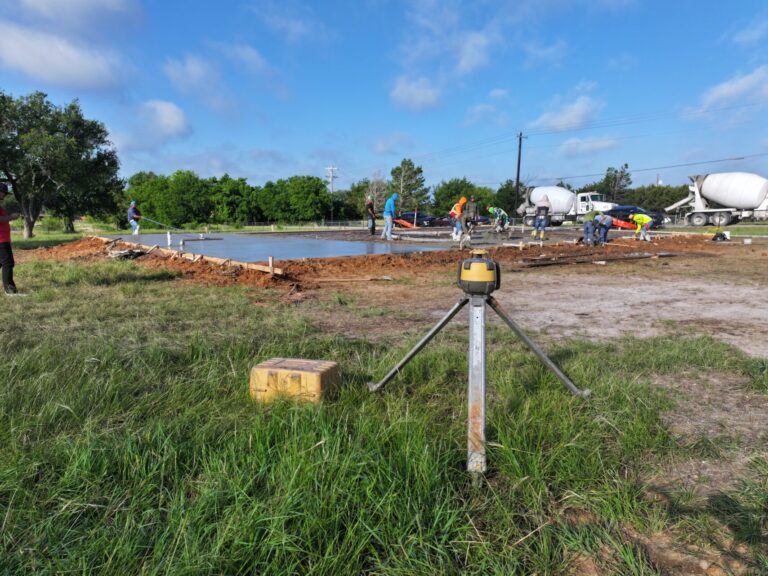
[249,358,339,403]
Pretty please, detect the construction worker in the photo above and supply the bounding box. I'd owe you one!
[594,213,613,245]
[532,195,551,240]
[381,192,398,241]
[127,200,142,235]
[487,205,509,233]
[449,196,467,241]
[582,210,602,246]
[0,183,21,295]
[628,212,653,241]
[365,196,376,236]
[465,195,479,225]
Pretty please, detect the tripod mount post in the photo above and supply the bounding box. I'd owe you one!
[367,250,589,476]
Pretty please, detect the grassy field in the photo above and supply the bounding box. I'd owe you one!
[0,240,766,574]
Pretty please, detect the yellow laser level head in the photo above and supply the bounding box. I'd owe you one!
[457,249,501,295]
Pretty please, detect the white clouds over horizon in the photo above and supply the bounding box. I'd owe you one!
[373,132,413,155]
[732,17,768,45]
[390,76,440,110]
[249,0,330,43]
[695,65,768,112]
[529,95,605,131]
[164,55,231,111]
[0,20,121,89]
[559,136,618,157]
[112,100,191,154]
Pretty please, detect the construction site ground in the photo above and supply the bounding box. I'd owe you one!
[20,227,768,574]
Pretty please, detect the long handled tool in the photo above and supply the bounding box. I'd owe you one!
[141,217,183,231]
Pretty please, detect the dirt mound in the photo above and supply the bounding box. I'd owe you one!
[22,234,746,291]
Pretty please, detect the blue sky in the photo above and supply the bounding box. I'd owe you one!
[1,0,767,191]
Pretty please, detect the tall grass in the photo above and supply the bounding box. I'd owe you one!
[0,259,765,574]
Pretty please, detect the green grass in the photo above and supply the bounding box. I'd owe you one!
[0,259,765,574]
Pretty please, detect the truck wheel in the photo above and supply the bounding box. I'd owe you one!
[523,216,535,227]
[711,212,732,226]
[689,213,708,226]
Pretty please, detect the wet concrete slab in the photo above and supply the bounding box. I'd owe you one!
[112,232,444,262]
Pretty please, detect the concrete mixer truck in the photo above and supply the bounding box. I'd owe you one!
[665,172,768,226]
[517,186,618,227]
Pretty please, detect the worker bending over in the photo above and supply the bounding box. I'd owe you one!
[628,212,653,241]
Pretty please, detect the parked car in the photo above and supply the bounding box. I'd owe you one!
[603,205,667,229]
[394,211,436,227]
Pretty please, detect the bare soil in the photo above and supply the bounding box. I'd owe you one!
[22,230,768,575]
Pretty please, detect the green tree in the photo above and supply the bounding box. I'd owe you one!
[209,174,259,225]
[390,159,429,210]
[597,164,632,203]
[286,175,331,222]
[0,91,120,237]
[339,179,370,220]
[495,178,527,215]
[622,184,689,212]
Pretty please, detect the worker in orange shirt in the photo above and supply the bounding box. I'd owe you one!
[449,196,467,241]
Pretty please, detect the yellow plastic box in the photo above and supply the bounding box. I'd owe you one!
[249,358,340,403]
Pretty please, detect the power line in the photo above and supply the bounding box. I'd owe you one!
[538,152,768,185]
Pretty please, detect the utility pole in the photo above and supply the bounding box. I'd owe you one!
[326,165,338,224]
[514,132,526,214]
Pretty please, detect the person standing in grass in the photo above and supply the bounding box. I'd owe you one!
[381,192,398,241]
[629,212,653,241]
[0,183,21,295]
[365,196,376,236]
[127,200,142,235]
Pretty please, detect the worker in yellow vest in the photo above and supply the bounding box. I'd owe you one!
[628,212,653,242]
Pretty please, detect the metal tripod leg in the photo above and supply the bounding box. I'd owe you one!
[487,297,591,398]
[367,297,469,392]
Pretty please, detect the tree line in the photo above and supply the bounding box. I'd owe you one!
[1,91,688,235]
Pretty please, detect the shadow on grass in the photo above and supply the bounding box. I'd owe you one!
[48,269,180,287]
[15,235,83,250]
[646,484,766,569]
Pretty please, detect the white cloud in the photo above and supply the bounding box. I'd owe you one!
[0,20,120,89]
[250,0,329,43]
[696,65,768,112]
[732,18,768,45]
[489,88,508,99]
[559,136,617,157]
[18,0,139,33]
[523,39,566,66]
[529,95,604,131]
[164,55,230,111]
[373,132,413,155]
[140,100,191,142]
[464,103,508,126]
[390,76,440,111]
[20,0,134,17]
[456,31,491,74]
[218,42,273,75]
[112,100,191,153]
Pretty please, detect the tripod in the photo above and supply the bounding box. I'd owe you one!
[368,251,590,477]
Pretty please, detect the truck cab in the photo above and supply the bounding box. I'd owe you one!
[574,192,616,217]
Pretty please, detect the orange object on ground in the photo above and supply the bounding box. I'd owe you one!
[394,219,416,228]
[612,219,636,230]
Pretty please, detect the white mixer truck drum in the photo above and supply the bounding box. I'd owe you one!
[699,172,768,210]
[529,186,575,214]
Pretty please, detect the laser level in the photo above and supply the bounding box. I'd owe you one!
[368,249,590,480]
[457,249,500,295]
